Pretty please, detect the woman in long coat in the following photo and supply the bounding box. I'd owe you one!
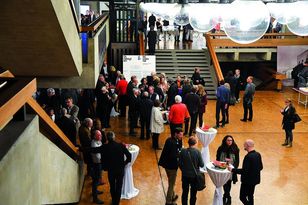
[150,100,165,149]
[281,98,296,148]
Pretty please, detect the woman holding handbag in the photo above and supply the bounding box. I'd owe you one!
[216,135,240,205]
[281,98,298,148]
[179,136,204,205]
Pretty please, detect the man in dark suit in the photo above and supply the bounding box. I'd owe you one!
[126,75,138,99]
[159,127,183,205]
[147,26,157,55]
[148,14,156,28]
[215,80,230,128]
[139,92,154,139]
[95,74,107,97]
[241,76,256,122]
[148,85,159,103]
[96,86,113,128]
[103,132,131,205]
[167,81,178,108]
[229,139,263,205]
[65,96,80,130]
[184,87,200,136]
[128,88,140,136]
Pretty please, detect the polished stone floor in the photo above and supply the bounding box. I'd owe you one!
[79,88,308,205]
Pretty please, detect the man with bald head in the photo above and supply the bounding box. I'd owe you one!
[228,139,263,205]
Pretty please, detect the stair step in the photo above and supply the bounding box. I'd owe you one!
[155,49,217,98]
[156,59,208,62]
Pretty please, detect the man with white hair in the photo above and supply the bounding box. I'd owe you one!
[168,95,190,136]
[228,139,263,205]
[41,88,61,117]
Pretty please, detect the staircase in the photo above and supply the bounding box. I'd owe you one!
[155,49,217,99]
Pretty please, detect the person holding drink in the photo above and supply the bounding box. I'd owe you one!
[216,135,240,205]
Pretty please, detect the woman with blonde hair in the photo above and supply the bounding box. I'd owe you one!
[197,85,207,127]
[281,98,297,148]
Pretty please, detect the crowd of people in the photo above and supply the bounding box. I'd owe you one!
[159,126,263,205]
[34,62,300,205]
[81,10,102,26]
[138,13,198,55]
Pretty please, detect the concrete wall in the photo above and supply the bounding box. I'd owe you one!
[40,132,84,204]
[37,19,110,88]
[0,116,84,205]
[0,0,82,77]
[51,0,83,75]
[0,116,41,205]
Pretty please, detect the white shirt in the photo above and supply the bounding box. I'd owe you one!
[91,140,102,163]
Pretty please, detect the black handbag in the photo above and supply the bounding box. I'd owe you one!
[293,113,302,123]
[188,150,206,191]
[229,96,236,105]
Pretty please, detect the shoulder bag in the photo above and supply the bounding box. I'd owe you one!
[293,113,302,123]
[187,149,206,191]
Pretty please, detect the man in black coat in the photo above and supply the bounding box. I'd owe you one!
[139,92,154,139]
[191,67,205,86]
[126,75,138,98]
[128,88,140,136]
[95,75,107,98]
[148,14,156,28]
[90,132,132,205]
[159,127,183,205]
[147,26,157,55]
[184,87,200,136]
[104,132,131,205]
[96,86,113,128]
[234,69,244,102]
[167,82,178,108]
[229,139,263,205]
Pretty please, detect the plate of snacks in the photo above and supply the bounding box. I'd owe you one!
[212,160,228,170]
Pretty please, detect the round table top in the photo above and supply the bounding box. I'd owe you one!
[127,144,139,154]
[125,144,140,165]
[206,162,231,174]
[196,127,218,135]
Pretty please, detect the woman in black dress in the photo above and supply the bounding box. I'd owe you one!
[216,135,240,205]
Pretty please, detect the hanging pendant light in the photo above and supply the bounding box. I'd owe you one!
[222,0,270,44]
[287,1,308,36]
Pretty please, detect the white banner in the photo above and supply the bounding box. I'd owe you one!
[123,55,156,82]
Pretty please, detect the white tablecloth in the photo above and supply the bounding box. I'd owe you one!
[121,145,140,199]
[206,162,232,205]
[196,127,217,171]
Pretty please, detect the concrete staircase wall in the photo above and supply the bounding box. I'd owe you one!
[155,49,217,99]
[0,115,84,205]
